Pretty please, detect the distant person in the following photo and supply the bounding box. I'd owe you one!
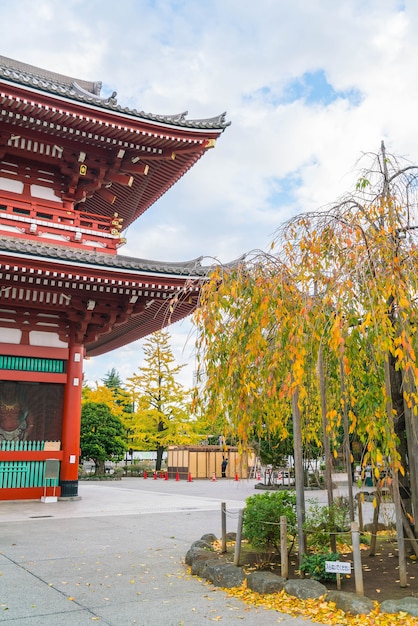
[221,457,228,478]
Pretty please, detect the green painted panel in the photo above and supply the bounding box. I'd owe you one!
[0,356,65,373]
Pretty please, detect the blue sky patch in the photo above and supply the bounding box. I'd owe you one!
[245,70,362,108]
[268,174,303,207]
[282,69,362,106]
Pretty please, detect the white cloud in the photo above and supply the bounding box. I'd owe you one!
[1,0,417,385]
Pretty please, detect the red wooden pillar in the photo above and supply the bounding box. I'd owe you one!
[60,343,84,498]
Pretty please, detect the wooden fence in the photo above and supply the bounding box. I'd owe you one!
[0,440,62,498]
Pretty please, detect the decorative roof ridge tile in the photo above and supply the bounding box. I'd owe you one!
[0,55,230,131]
[0,54,100,95]
[0,236,211,276]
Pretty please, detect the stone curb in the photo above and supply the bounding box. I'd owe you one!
[185,534,418,618]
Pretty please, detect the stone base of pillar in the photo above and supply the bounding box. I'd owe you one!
[59,479,79,498]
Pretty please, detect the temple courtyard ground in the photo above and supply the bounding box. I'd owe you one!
[0,476,413,625]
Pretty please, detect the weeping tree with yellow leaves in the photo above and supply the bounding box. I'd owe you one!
[193,143,418,580]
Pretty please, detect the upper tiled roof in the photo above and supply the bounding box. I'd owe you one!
[0,55,230,131]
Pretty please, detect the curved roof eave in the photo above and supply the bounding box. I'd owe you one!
[0,55,230,133]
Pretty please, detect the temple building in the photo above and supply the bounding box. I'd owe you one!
[0,55,229,500]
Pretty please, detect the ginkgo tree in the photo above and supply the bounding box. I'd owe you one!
[193,144,418,580]
[127,330,200,470]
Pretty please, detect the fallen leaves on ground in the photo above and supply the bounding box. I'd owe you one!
[222,583,417,625]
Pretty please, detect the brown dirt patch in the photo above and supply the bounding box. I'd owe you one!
[224,537,418,602]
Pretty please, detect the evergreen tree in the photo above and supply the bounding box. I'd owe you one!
[102,368,123,390]
[127,330,197,470]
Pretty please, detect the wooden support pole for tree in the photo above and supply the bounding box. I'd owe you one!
[234,509,244,567]
[280,515,289,579]
[351,521,364,596]
[221,502,227,553]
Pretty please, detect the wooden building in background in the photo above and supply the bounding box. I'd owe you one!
[167,446,255,480]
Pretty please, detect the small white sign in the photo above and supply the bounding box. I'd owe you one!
[325,561,351,574]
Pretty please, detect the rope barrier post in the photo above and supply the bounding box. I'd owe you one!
[234,508,244,566]
[280,515,288,579]
[351,521,364,596]
[221,502,227,553]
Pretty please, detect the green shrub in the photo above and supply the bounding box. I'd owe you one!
[243,490,297,553]
[304,497,351,550]
[300,551,340,581]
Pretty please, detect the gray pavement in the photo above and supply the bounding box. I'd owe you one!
[0,476,386,626]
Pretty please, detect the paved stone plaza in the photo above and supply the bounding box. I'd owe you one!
[0,477,376,625]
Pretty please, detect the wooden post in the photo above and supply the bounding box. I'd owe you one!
[280,515,288,579]
[351,521,364,596]
[221,502,227,553]
[234,509,244,566]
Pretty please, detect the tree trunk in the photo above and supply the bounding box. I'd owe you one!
[96,460,105,475]
[368,483,381,557]
[384,357,407,587]
[291,384,306,566]
[318,345,336,552]
[318,346,334,508]
[340,358,355,523]
[156,446,164,471]
[402,369,418,536]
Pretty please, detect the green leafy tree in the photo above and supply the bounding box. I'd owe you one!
[127,330,198,470]
[80,402,126,474]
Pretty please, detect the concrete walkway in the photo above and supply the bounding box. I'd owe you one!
[0,477,380,626]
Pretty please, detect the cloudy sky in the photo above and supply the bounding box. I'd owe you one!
[0,0,415,387]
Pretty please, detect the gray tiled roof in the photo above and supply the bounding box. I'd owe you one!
[0,55,230,131]
[0,235,211,277]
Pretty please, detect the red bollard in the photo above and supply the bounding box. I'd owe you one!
[235,472,239,482]
[143,470,147,479]
[153,471,157,480]
[188,472,193,482]
[165,471,168,480]
[175,471,179,481]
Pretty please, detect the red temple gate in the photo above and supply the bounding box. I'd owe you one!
[0,55,229,499]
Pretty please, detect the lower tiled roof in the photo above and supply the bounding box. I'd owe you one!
[0,236,209,277]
